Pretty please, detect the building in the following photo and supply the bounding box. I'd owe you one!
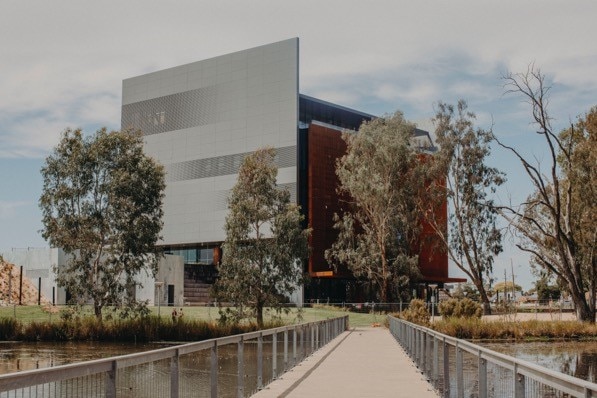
[121,38,463,305]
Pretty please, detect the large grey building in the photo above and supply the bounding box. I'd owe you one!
[121,38,453,305]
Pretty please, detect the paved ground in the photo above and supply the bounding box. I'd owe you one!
[252,327,438,398]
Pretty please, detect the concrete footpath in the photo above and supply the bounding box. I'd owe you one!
[252,327,438,398]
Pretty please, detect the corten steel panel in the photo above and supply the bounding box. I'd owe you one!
[417,196,449,281]
[307,124,352,277]
[307,125,449,283]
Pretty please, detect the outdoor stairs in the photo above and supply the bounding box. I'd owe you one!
[183,281,211,304]
[183,264,217,305]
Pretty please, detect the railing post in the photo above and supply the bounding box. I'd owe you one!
[210,343,217,398]
[171,348,180,398]
[284,329,289,371]
[478,352,487,398]
[433,334,439,387]
[426,331,431,373]
[272,332,278,380]
[299,326,304,361]
[257,333,263,390]
[443,338,450,398]
[418,329,423,367]
[456,342,463,398]
[237,336,244,398]
[514,364,525,398]
[293,327,297,366]
[421,330,426,370]
[310,324,315,353]
[106,360,117,398]
[315,322,319,349]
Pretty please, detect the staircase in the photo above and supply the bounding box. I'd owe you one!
[183,264,217,305]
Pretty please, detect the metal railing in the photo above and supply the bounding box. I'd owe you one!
[0,315,348,398]
[389,315,597,398]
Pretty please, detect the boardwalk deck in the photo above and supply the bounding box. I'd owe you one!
[253,327,438,398]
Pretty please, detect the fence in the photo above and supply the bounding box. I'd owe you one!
[388,315,597,398]
[0,315,348,398]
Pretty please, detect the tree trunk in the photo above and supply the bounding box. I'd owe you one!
[573,295,595,323]
[94,302,102,321]
[256,302,264,329]
[476,282,492,316]
[380,278,389,303]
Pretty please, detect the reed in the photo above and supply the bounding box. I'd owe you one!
[0,317,22,340]
[431,318,597,340]
[2,316,286,342]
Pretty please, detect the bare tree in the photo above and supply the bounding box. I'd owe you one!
[495,66,596,322]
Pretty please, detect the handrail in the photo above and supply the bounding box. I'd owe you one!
[388,315,597,398]
[0,315,348,397]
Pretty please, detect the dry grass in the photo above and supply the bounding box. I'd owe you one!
[431,317,597,340]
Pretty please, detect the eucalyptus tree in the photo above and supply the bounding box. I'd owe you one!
[495,66,596,322]
[40,128,165,320]
[325,112,423,302]
[423,100,505,315]
[213,147,309,328]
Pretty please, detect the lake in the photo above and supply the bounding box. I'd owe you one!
[480,340,597,383]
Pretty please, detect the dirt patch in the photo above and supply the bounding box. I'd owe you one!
[0,260,50,306]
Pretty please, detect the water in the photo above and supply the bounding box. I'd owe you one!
[480,340,597,383]
[0,341,165,374]
[0,336,298,397]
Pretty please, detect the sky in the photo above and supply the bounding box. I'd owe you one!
[1,1,596,290]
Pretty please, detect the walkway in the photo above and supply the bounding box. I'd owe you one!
[253,327,438,398]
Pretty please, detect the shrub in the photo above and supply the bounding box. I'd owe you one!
[399,299,430,325]
[439,298,482,319]
[0,317,22,340]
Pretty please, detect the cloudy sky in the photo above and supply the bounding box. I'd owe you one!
[1,1,595,289]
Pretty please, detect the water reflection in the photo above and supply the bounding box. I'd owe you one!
[0,336,292,397]
[480,341,597,383]
[0,341,163,374]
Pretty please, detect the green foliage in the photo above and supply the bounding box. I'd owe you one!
[399,299,431,325]
[451,282,481,301]
[325,112,423,302]
[493,281,522,294]
[39,128,166,320]
[428,100,504,315]
[439,298,482,319]
[213,147,310,328]
[535,275,561,301]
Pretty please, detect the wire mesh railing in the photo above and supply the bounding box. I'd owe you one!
[0,315,348,398]
[388,315,597,398]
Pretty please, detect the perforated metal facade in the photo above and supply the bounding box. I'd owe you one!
[122,38,299,246]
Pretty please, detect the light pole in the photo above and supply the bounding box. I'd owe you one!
[429,284,438,322]
[155,281,164,319]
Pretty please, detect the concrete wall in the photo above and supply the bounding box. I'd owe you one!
[0,247,67,305]
[154,254,185,307]
[1,248,186,307]
[121,38,299,246]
